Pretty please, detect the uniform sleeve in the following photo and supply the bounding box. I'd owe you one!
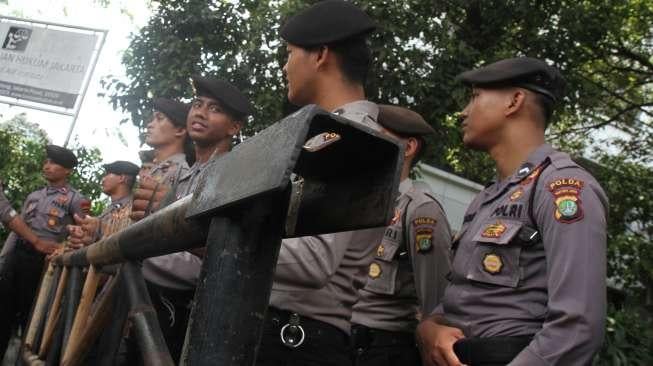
[142,252,202,291]
[509,169,608,366]
[273,232,350,289]
[409,201,452,315]
[0,191,17,226]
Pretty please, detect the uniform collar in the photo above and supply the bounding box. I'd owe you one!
[46,184,70,195]
[331,100,381,131]
[111,194,132,208]
[398,178,413,195]
[482,143,555,204]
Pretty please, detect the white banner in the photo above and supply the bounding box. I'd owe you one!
[0,20,99,108]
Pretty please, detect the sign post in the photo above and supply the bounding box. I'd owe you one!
[0,16,107,146]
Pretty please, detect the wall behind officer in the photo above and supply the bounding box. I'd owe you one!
[351,105,452,366]
[0,145,90,358]
[257,2,384,366]
[416,57,608,366]
[132,77,252,363]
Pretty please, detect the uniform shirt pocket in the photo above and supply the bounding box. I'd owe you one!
[466,219,524,288]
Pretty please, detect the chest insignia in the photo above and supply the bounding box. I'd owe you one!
[303,132,341,152]
[520,167,543,186]
[389,208,402,225]
[481,221,507,238]
[483,253,503,274]
[49,208,59,216]
[415,228,433,253]
[509,188,524,201]
[376,244,385,257]
[368,262,382,279]
[47,217,57,228]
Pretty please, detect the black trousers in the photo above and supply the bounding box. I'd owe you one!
[0,241,45,358]
[351,324,421,366]
[256,307,351,366]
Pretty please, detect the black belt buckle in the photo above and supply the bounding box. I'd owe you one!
[280,313,305,348]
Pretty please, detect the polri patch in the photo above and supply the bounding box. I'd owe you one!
[415,228,433,253]
[483,253,503,274]
[548,178,584,223]
[481,221,507,238]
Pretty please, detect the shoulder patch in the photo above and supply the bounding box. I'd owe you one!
[415,228,433,253]
[548,178,584,223]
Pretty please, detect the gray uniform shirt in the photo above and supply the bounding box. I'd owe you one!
[270,100,386,334]
[351,179,452,332]
[142,158,206,291]
[149,153,189,187]
[97,195,132,239]
[18,184,90,242]
[0,181,17,226]
[433,144,608,365]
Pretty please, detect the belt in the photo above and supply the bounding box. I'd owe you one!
[453,336,532,365]
[351,324,415,353]
[266,306,349,349]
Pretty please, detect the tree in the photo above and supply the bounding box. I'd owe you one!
[0,114,106,242]
[106,0,653,361]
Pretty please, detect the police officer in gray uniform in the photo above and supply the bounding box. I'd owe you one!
[351,105,452,366]
[133,76,253,363]
[0,181,60,255]
[0,145,90,358]
[97,161,139,234]
[145,98,193,185]
[257,2,386,365]
[417,57,608,366]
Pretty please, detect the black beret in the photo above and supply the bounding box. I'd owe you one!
[153,98,190,127]
[280,0,376,47]
[377,104,435,137]
[45,145,77,169]
[191,75,253,118]
[103,160,140,176]
[457,57,565,102]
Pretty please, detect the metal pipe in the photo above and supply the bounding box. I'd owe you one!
[61,267,82,353]
[122,262,174,366]
[53,196,207,267]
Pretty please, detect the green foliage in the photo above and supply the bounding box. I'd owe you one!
[0,114,105,241]
[594,305,653,366]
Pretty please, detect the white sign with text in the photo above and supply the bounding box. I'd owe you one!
[0,21,98,108]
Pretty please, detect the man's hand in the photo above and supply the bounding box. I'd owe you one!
[68,214,100,247]
[131,174,170,221]
[32,238,59,255]
[417,317,466,366]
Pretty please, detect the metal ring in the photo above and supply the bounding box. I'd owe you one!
[280,324,305,348]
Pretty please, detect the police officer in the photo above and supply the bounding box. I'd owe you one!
[416,57,608,366]
[69,161,140,245]
[0,181,60,256]
[132,76,252,363]
[257,2,385,365]
[145,98,193,185]
[97,161,139,234]
[0,145,90,358]
[351,105,452,366]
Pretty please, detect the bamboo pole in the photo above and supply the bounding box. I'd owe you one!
[38,266,69,358]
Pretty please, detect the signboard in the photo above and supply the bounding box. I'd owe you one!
[0,20,99,108]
